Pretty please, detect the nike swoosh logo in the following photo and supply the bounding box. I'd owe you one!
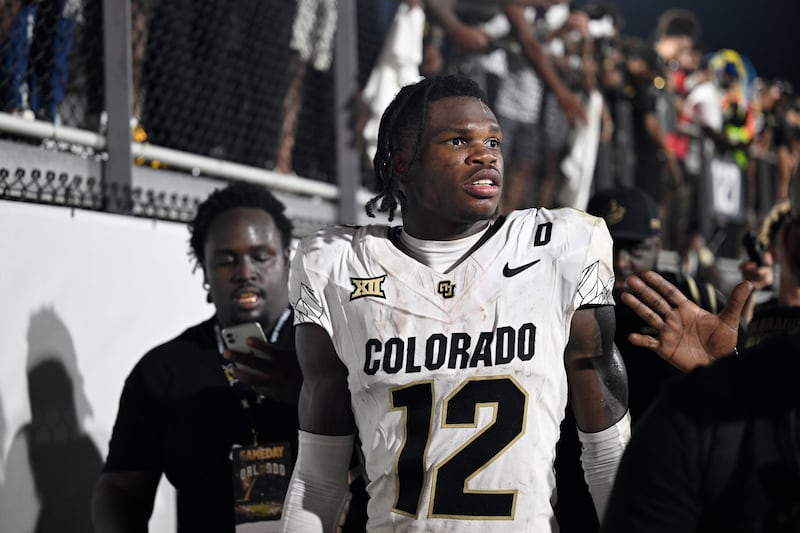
[503,259,541,277]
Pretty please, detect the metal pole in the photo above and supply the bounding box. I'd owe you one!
[333,0,361,224]
[102,0,134,213]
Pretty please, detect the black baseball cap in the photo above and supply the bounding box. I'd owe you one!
[586,187,661,241]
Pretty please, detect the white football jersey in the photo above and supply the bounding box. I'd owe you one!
[289,207,615,532]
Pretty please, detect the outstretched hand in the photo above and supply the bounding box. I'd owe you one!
[620,271,753,371]
[224,337,303,405]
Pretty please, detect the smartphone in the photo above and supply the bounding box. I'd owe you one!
[221,322,267,355]
[742,232,765,267]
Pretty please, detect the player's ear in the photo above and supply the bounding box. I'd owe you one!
[393,152,408,179]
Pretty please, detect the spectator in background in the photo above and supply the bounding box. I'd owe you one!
[555,6,607,211]
[650,9,698,247]
[424,0,585,125]
[664,40,704,248]
[493,0,594,213]
[775,91,800,202]
[716,54,756,171]
[275,0,337,175]
[357,0,402,89]
[749,79,793,214]
[653,8,699,71]
[359,0,425,164]
[596,34,635,189]
[618,37,682,231]
[140,1,297,169]
[569,1,622,194]
[0,0,79,121]
[91,182,366,533]
[493,0,547,214]
[424,0,591,213]
[598,181,800,530]
[740,199,800,347]
[585,185,738,423]
[535,1,594,210]
[423,0,507,105]
[671,53,726,277]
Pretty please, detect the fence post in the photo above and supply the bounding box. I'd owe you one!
[333,0,361,224]
[102,0,133,213]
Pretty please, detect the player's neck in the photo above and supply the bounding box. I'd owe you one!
[397,226,489,273]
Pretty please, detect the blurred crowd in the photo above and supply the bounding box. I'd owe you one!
[375,0,799,273]
[1,0,799,271]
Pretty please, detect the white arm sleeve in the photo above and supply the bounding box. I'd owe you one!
[578,411,631,522]
[281,431,355,533]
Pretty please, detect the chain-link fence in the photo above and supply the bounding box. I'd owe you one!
[132,0,339,181]
[0,0,394,187]
[0,0,103,130]
[0,0,400,231]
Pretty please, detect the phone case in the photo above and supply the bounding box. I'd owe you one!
[221,322,266,354]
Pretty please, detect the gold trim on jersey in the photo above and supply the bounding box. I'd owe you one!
[428,375,527,520]
[387,375,529,521]
[390,379,436,518]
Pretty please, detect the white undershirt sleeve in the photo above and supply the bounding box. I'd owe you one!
[281,431,355,533]
[578,411,631,522]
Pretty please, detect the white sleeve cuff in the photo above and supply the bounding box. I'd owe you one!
[578,411,631,522]
[281,431,355,533]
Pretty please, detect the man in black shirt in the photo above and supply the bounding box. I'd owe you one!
[601,265,794,531]
[601,178,800,531]
[553,186,729,533]
[91,182,365,532]
[586,186,730,422]
[602,329,800,532]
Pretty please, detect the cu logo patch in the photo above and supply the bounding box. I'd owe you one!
[350,275,387,300]
[437,280,456,299]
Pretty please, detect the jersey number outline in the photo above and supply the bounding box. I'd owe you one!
[389,376,528,520]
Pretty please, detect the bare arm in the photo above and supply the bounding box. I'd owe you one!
[621,271,753,371]
[281,324,355,533]
[504,3,586,125]
[92,470,160,533]
[564,306,627,432]
[644,112,682,185]
[564,305,628,520]
[424,0,491,52]
[295,324,355,434]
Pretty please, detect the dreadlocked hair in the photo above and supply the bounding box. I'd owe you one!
[188,180,294,265]
[366,75,488,221]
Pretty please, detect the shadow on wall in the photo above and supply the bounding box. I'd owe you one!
[0,308,102,533]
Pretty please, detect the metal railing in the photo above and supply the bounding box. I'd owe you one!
[0,0,371,227]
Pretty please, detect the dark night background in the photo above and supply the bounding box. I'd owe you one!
[579,0,800,90]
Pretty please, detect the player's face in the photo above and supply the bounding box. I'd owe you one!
[612,236,660,295]
[399,96,503,240]
[203,207,289,329]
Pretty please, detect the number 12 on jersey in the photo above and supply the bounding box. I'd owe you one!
[389,376,528,520]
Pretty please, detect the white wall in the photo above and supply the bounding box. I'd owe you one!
[0,200,214,532]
